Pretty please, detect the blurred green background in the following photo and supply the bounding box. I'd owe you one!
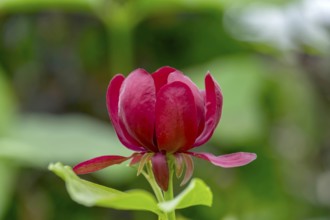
[0,0,330,219]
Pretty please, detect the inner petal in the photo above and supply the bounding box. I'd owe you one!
[168,71,206,145]
[119,68,157,151]
[155,81,198,153]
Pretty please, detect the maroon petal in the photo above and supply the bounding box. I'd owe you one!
[191,152,257,168]
[152,66,176,93]
[106,74,144,151]
[155,81,198,153]
[129,153,144,166]
[73,155,132,174]
[193,73,223,147]
[151,153,169,191]
[181,153,194,186]
[168,71,206,150]
[119,69,157,151]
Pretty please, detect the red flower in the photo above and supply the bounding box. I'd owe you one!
[73,67,256,191]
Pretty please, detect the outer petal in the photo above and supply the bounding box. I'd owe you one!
[190,152,257,168]
[168,71,205,148]
[129,153,144,166]
[152,66,177,93]
[174,153,184,178]
[155,81,198,153]
[181,153,194,186]
[119,69,157,151]
[106,74,144,151]
[137,153,154,175]
[73,155,132,174]
[193,73,223,147]
[151,153,169,191]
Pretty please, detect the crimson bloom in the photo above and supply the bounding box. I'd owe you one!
[73,66,256,191]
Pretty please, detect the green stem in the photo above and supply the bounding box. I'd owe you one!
[105,22,134,75]
[163,156,176,220]
[142,162,164,203]
[142,163,167,220]
[100,1,135,75]
[142,158,176,220]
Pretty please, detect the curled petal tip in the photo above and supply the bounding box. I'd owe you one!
[193,73,223,147]
[250,153,257,160]
[155,66,176,72]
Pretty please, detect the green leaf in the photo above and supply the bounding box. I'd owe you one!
[158,178,212,213]
[49,162,163,216]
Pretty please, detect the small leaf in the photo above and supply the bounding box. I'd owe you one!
[158,178,212,213]
[49,162,163,216]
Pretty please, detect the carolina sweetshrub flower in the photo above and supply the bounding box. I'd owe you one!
[73,66,256,191]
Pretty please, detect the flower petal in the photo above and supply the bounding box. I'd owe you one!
[152,66,176,93]
[168,71,206,150]
[174,153,184,178]
[151,153,169,191]
[106,74,144,151]
[181,154,194,186]
[129,153,144,166]
[193,73,223,147]
[73,155,132,175]
[137,153,154,176]
[119,69,157,151]
[155,81,198,153]
[191,152,257,168]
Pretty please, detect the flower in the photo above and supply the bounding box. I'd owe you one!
[73,66,257,191]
